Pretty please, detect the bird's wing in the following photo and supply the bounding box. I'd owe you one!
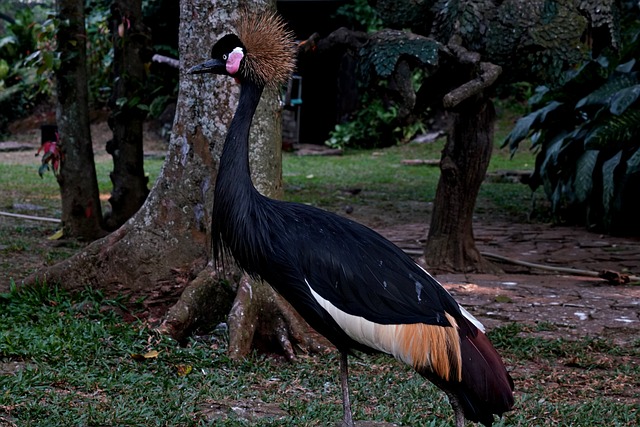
[277,203,464,328]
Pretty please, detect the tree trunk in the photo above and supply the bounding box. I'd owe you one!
[424,97,502,273]
[54,0,105,240]
[104,0,150,231]
[26,0,328,358]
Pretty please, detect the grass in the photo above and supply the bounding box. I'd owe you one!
[283,136,541,224]
[0,159,165,220]
[0,158,164,284]
[1,284,638,426]
[283,143,442,207]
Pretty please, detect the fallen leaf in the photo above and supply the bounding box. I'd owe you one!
[131,350,160,361]
[143,350,160,358]
[175,364,192,376]
[48,229,64,240]
[494,295,512,303]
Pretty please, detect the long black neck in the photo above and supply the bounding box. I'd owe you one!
[212,79,266,265]
[216,80,264,191]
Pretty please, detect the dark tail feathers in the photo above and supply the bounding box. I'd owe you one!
[421,323,514,426]
[456,326,514,426]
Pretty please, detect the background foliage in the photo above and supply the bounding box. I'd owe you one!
[504,13,640,235]
[0,5,55,132]
[0,0,178,136]
[2,0,639,236]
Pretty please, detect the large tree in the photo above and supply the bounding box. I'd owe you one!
[27,0,327,357]
[104,0,150,231]
[54,0,105,240]
[421,0,620,271]
[315,0,621,272]
[299,25,504,272]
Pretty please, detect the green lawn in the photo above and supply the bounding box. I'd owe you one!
[283,137,541,223]
[1,284,638,426]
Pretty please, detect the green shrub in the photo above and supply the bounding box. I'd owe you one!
[503,23,640,235]
[0,7,54,133]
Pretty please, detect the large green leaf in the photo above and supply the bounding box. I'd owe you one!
[609,84,640,115]
[574,150,598,203]
[0,35,18,50]
[504,114,536,151]
[540,56,609,107]
[626,146,640,175]
[503,101,563,152]
[615,59,636,73]
[550,181,562,213]
[538,132,569,183]
[601,151,622,216]
[575,72,639,109]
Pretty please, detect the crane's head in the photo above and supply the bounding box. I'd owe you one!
[188,12,296,88]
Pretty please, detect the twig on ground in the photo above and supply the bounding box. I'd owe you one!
[481,252,640,285]
[398,246,639,285]
[0,211,60,223]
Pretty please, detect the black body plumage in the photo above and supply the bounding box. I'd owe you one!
[191,12,514,427]
[211,81,462,351]
[218,177,465,349]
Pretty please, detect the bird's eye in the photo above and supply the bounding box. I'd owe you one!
[222,54,228,61]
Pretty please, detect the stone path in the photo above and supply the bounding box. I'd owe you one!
[377,222,640,344]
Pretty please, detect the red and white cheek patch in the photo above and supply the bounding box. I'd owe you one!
[226,47,244,75]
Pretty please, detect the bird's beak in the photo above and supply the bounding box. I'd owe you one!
[188,58,226,75]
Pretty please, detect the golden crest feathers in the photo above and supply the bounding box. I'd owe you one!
[237,12,297,87]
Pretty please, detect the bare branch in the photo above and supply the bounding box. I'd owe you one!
[443,62,502,109]
[152,54,179,69]
[441,36,502,109]
[446,35,480,65]
[481,252,640,285]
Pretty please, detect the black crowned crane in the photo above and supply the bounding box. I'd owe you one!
[189,12,514,427]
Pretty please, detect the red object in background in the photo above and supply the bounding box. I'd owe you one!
[36,129,62,177]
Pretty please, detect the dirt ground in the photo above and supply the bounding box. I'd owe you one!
[377,221,640,346]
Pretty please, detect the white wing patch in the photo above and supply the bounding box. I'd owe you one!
[304,278,463,380]
[305,278,396,353]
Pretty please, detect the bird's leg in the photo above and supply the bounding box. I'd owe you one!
[339,350,354,427]
[445,391,466,427]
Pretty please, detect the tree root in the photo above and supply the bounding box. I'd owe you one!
[21,214,207,298]
[158,264,237,344]
[228,274,332,360]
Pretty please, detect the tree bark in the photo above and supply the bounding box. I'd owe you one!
[422,37,503,274]
[104,0,150,231]
[424,96,502,273]
[26,0,328,359]
[54,0,105,240]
